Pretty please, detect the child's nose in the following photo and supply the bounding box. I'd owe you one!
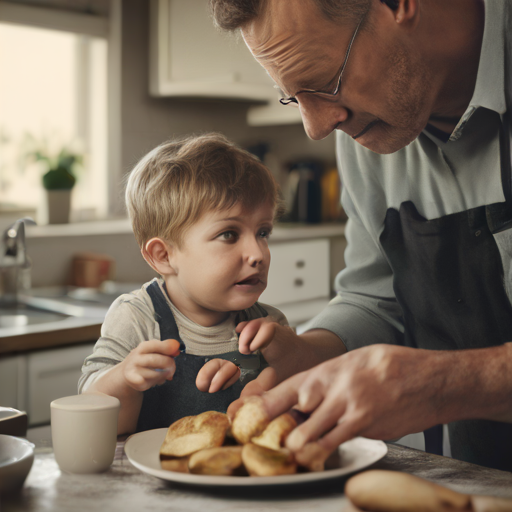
[246,240,264,267]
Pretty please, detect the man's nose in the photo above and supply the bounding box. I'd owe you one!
[298,98,349,140]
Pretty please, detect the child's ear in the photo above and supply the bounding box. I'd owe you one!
[142,238,177,276]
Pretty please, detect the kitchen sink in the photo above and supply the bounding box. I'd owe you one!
[0,306,68,328]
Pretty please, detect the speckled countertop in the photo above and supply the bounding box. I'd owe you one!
[3,434,512,512]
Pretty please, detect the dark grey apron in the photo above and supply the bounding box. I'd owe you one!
[136,281,267,432]
[378,112,512,471]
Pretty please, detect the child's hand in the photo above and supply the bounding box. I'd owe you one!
[196,359,241,393]
[120,338,181,392]
[236,317,279,355]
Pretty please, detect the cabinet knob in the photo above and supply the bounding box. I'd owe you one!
[294,278,304,287]
[295,260,305,268]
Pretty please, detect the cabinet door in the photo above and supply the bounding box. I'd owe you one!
[260,239,330,307]
[0,355,27,410]
[150,0,269,98]
[27,343,95,425]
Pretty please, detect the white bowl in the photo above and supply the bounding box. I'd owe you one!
[0,435,35,494]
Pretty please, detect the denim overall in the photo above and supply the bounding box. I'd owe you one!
[136,281,267,432]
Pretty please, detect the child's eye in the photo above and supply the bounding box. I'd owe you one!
[259,228,272,239]
[218,230,238,241]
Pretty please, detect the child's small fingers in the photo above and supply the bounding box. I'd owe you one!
[235,321,249,333]
[238,319,264,354]
[161,338,182,356]
[249,322,277,352]
[209,362,240,393]
[196,359,223,392]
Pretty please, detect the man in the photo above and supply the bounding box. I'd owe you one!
[210,0,512,471]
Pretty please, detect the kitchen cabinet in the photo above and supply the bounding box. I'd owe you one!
[148,0,302,126]
[0,343,95,426]
[260,238,332,327]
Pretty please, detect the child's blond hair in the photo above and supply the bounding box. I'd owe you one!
[125,133,284,248]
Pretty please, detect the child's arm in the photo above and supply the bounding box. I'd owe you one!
[87,339,180,434]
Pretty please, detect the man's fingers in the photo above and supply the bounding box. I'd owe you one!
[259,372,304,418]
[297,379,325,413]
[316,413,368,453]
[286,396,347,451]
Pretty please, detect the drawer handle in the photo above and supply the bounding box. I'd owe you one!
[296,260,305,268]
[294,278,304,287]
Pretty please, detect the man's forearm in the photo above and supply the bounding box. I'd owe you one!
[437,342,512,424]
[263,327,347,383]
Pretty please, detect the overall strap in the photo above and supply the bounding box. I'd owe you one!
[145,280,185,351]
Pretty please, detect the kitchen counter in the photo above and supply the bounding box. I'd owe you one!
[3,432,512,512]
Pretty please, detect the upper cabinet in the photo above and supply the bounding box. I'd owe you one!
[148,0,301,126]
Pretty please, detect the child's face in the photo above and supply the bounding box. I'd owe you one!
[166,202,274,326]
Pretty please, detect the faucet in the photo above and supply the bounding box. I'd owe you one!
[0,217,36,307]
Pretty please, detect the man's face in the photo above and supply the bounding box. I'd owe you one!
[242,0,435,154]
[166,202,274,326]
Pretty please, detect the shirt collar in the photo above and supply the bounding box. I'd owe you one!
[449,0,506,141]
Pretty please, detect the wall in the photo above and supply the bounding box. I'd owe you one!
[25,0,341,288]
[118,0,337,214]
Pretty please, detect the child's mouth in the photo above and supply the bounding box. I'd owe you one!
[236,277,260,286]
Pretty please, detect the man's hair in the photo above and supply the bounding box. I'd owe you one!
[209,0,371,31]
[125,133,284,248]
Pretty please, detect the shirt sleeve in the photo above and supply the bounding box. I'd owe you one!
[78,289,160,393]
[303,185,405,351]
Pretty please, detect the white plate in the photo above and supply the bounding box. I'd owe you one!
[124,428,387,486]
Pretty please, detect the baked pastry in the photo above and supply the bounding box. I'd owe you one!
[251,413,297,451]
[345,470,470,512]
[159,411,230,458]
[242,443,297,476]
[188,446,245,476]
[231,396,270,445]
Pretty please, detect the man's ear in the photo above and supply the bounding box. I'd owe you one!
[393,0,419,25]
[142,237,176,276]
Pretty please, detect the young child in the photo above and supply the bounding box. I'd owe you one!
[79,133,289,434]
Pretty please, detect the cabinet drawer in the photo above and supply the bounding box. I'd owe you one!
[260,239,330,306]
[27,344,94,425]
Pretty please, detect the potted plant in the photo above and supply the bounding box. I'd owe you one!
[28,140,83,224]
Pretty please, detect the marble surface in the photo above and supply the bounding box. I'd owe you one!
[2,430,512,512]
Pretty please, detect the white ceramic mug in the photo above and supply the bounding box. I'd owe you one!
[51,393,120,474]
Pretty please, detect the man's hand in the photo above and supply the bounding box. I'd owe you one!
[120,338,181,392]
[258,344,449,454]
[227,366,278,419]
[236,317,279,354]
[196,359,240,393]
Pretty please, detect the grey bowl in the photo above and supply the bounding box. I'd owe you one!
[0,434,35,495]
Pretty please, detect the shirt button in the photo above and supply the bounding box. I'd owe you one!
[475,230,482,236]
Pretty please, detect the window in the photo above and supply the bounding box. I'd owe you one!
[0,14,108,223]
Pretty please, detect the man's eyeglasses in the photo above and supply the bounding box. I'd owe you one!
[279,16,364,107]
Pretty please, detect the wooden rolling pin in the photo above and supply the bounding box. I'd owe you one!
[344,470,512,512]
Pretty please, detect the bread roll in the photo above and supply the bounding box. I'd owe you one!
[231,396,270,445]
[241,443,297,476]
[251,413,297,451]
[345,470,470,512]
[188,446,244,476]
[159,411,230,458]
